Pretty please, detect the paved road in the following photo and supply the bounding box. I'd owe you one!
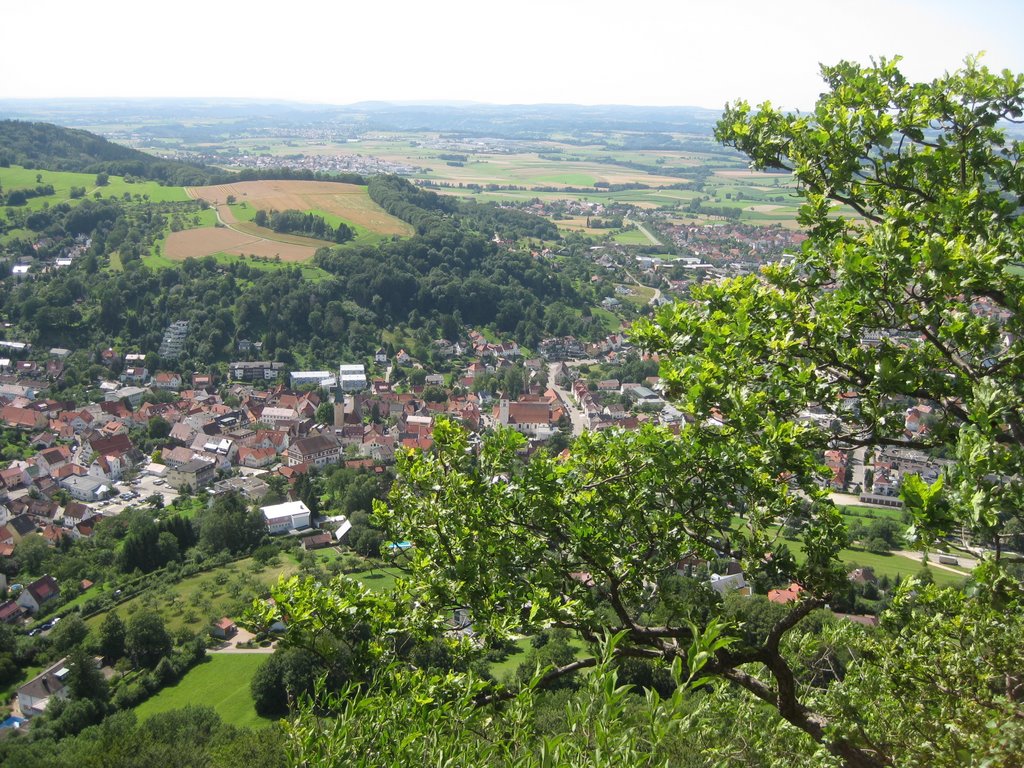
[548,363,589,437]
[892,549,977,574]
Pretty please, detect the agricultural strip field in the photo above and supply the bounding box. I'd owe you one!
[133,654,272,729]
[186,180,413,237]
[163,224,317,262]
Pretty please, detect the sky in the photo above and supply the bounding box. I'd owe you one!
[5,0,1024,110]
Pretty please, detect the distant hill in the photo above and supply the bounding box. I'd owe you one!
[0,120,216,185]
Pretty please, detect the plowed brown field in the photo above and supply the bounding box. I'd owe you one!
[164,226,316,262]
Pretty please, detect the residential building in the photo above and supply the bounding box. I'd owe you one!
[166,458,216,491]
[158,320,189,359]
[16,575,59,614]
[338,364,367,391]
[229,361,285,382]
[494,399,555,439]
[17,657,72,718]
[152,372,183,391]
[286,434,341,468]
[0,600,25,625]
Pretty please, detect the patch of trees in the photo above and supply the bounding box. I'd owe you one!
[313,230,585,345]
[0,705,286,768]
[685,197,742,220]
[253,208,354,243]
[367,174,456,235]
[209,167,365,186]
[1,183,55,206]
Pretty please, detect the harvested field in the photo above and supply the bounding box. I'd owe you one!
[186,180,413,237]
[164,226,316,262]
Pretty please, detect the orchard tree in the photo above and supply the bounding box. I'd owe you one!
[125,610,171,669]
[99,612,126,661]
[254,58,1024,768]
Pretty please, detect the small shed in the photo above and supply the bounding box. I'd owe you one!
[210,617,237,640]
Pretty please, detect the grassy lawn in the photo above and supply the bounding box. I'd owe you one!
[838,504,905,522]
[488,637,591,684]
[204,252,333,282]
[488,636,534,681]
[345,567,402,592]
[133,654,274,729]
[590,306,623,333]
[782,536,968,587]
[141,248,333,282]
[309,208,391,246]
[617,284,656,306]
[612,228,653,245]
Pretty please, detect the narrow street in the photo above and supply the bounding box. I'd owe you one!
[548,362,589,437]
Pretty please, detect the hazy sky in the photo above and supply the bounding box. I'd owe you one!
[5,0,1023,109]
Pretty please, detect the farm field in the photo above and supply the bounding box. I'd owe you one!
[163,222,318,262]
[186,180,413,237]
[159,179,415,261]
[133,654,271,729]
[156,131,804,226]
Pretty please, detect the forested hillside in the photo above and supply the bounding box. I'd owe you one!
[0,140,593,365]
[0,120,215,186]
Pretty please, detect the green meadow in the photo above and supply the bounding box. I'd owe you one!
[0,165,188,209]
[133,654,272,729]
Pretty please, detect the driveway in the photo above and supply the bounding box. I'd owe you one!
[209,627,276,654]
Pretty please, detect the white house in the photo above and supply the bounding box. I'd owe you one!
[18,658,71,718]
[260,500,312,534]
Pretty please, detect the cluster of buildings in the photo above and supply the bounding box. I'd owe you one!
[216,150,419,177]
[8,235,93,281]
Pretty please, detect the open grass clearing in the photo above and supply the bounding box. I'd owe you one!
[612,228,653,245]
[782,536,968,587]
[133,654,272,729]
[0,165,188,218]
[616,283,656,306]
